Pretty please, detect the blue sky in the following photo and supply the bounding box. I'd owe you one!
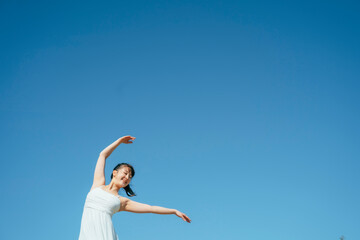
[1,1,359,239]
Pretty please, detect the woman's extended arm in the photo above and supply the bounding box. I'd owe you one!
[119,197,191,223]
[91,136,135,189]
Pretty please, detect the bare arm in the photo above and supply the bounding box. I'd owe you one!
[91,136,135,189]
[119,197,191,223]
[100,136,135,158]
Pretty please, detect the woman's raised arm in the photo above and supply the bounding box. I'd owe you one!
[91,136,135,189]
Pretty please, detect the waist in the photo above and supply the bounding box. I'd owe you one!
[84,202,114,215]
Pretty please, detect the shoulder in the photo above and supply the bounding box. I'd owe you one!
[119,196,130,205]
[90,184,105,192]
[118,196,130,212]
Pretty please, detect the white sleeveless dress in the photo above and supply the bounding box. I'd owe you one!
[79,186,121,240]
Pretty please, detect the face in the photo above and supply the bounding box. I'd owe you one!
[113,166,132,188]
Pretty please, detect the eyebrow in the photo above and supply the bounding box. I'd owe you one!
[124,169,132,177]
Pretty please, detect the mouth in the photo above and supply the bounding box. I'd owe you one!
[122,179,128,185]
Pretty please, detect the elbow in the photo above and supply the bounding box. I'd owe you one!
[148,205,155,213]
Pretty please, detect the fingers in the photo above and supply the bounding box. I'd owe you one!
[122,136,136,144]
[122,136,136,139]
[184,216,191,223]
[180,213,191,223]
[184,214,191,223]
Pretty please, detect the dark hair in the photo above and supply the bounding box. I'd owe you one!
[111,163,136,197]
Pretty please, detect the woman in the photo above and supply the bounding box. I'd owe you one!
[79,136,191,240]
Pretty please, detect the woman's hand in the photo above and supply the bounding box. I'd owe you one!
[119,136,136,144]
[174,210,191,223]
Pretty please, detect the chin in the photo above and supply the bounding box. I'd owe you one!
[120,181,128,188]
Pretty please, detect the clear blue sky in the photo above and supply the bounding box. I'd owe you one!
[1,1,359,239]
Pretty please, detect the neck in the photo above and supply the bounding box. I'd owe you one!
[106,181,121,194]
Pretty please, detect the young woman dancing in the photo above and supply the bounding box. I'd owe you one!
[79,136,191,240]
